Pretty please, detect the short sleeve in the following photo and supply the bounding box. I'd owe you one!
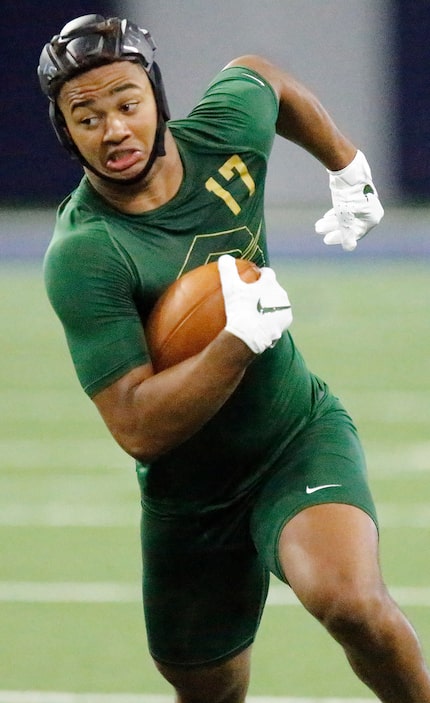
[44,228,149,396]
[186,65,279,156]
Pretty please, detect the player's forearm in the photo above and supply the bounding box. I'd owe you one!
[95,331,255,463]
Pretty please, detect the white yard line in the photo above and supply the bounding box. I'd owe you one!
[0,693,377,703]
[0,582,429,608]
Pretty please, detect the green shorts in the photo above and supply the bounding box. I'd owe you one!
[140,401,378,668]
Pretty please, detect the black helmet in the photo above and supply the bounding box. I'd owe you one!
[37,15,170,180]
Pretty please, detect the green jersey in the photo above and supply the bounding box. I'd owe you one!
[44,66,326,513]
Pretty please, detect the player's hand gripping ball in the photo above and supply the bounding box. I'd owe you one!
[218,254,292,353]
[145,258,260,372]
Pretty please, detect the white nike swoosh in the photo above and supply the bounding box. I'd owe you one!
[306,483,342,494]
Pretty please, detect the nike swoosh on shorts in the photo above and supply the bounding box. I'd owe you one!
[306,483,342,494]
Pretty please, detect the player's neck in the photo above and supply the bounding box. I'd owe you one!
[85,130,184,215]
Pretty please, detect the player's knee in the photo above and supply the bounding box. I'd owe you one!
[301,578,389,643]
[153,649,250,703]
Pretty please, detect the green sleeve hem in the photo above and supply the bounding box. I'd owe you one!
[84,352,149,398]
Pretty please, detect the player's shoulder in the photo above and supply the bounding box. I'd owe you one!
[212,55,277,97]
[44,210,104,275]
[170,58,278,152]
[46,181,110,259]
[44,195,120,301]
[57,179,109,232]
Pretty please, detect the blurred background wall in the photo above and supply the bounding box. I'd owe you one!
[1,0,429,207]
[125,0,396,205]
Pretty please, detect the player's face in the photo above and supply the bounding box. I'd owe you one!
[58,61,158,181]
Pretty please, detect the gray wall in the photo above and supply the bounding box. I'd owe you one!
[120,0,395,206]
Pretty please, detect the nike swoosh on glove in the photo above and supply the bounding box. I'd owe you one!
[218,254,292,354]
[315,150,384,252]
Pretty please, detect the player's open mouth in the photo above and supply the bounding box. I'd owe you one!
[105,149,143,172]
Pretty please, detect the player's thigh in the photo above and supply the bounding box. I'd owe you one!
[250,404,378,584]
[141,502,269,668]
[279,503,381,614]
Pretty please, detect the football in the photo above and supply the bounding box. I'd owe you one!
[145,258,261,372]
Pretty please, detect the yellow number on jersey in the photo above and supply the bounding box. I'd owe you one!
[205,155,255,215]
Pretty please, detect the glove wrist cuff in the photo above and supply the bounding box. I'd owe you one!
[327,149,372,187]
[224,324,268,355]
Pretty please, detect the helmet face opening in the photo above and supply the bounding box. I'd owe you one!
[38,14,170,180]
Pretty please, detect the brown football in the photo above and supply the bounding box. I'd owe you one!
[145,258,260,372]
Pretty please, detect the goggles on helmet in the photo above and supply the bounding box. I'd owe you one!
[38,15,157,100]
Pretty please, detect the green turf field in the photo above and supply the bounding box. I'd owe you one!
[1,258,429,702]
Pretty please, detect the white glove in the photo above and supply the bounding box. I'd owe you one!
[218,255,292,354]
[315,150,384,252]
